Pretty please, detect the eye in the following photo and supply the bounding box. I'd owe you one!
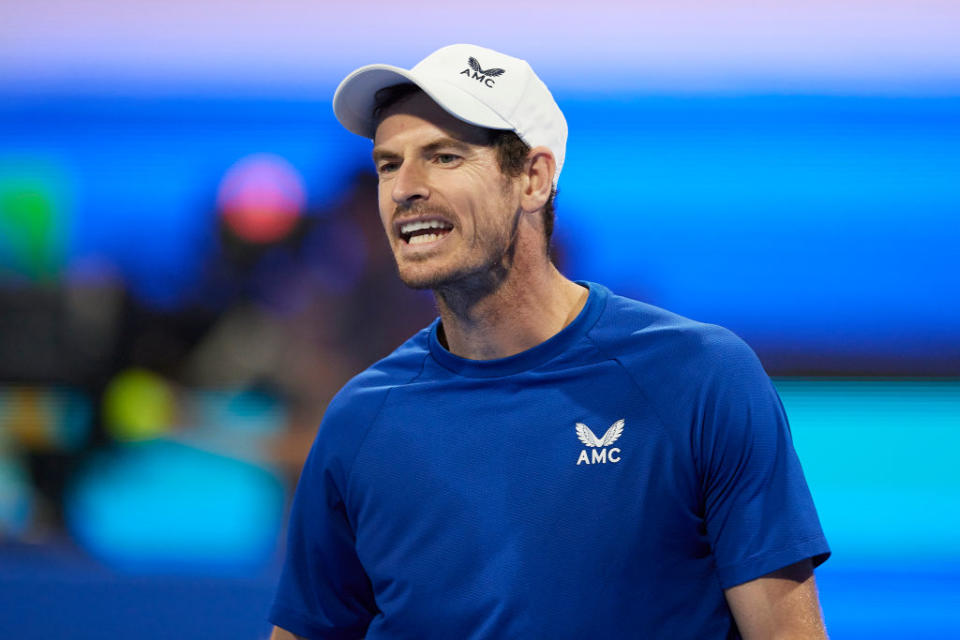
[377,161,399,174]
[435,153,460,165]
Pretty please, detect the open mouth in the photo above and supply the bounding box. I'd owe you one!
[399,219,454,246]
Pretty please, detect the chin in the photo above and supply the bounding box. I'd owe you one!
[396,268,458,291]
[394,260,452,290]
[396,259,510,296]
[394,254,480,291]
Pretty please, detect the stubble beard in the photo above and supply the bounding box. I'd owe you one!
[393,202,522,302]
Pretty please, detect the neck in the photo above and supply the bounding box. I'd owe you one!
[434,252,588,361]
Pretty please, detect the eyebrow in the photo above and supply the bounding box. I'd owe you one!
[372,137,474,164]
[372,148,400,164]
[422,137,473,155]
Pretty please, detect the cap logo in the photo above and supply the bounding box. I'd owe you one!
[459,56,505,88]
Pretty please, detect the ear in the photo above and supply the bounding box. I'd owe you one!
[519,146,556,215]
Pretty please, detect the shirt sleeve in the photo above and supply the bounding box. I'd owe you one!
[269,397,379,639]
[695,330,830,589]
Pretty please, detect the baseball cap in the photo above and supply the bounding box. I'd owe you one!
[333,44,567,183]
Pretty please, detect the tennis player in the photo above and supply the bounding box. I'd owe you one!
[269,44,830,639]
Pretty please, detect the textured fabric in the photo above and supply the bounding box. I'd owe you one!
[270,282,829,639]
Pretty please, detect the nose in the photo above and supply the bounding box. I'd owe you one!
[391,159,430,205]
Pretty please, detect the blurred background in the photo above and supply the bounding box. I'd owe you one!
[1,1,958,638]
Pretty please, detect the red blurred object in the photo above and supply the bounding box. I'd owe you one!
[217,153,306,244]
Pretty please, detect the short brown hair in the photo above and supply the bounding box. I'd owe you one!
[373,83,557,250]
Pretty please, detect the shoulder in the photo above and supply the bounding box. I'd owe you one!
[586,285,792,473]
[303,324,434,476]
[323,323,434,435]
[587,285,762,383]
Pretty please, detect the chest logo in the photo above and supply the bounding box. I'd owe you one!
[575,419,624,465]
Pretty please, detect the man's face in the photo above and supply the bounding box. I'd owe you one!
[372,92,522,291]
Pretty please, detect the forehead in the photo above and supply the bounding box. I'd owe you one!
[373,92,492,148]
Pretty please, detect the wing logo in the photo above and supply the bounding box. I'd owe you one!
[459,57,506,87]
[575,419,624,465]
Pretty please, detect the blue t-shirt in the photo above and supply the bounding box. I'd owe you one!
[270,282,829,639]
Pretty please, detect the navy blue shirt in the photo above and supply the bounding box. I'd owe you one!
[270,282,829,639]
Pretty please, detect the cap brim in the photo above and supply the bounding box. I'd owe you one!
[333,63,513,140]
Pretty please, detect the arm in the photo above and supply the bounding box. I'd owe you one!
[724,559,828,640]
[267,387,380,638]
[270,628,308,640]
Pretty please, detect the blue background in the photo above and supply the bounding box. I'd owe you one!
[3,94,957,372]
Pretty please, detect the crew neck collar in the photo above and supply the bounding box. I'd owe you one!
[428,281,607,378]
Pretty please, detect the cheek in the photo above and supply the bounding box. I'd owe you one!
[377,190,393,232]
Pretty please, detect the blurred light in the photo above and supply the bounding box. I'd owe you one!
[66,440,285,573]
[217,153,305,244]
[0,453,33,536]
[0,387,92,452]
[777,379,960,570]
[103,369,176,442]
[0,157,70,282]
[181,390,286,463]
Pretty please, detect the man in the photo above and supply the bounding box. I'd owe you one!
[270,44,830,639]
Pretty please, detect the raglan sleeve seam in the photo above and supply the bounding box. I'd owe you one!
[583,332,679,441]
[342,350,433,511]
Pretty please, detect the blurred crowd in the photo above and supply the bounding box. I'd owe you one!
[0,171,440,557]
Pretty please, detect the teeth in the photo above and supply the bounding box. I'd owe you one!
[408,233,440,245]
[400,220,451,234]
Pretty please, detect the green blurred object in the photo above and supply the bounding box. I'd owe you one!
[0,157,70,282]
[103,369,176,442]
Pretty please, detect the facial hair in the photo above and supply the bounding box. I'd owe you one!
[391,199,523,297]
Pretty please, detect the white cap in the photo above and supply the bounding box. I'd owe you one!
[333,44,567,184]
